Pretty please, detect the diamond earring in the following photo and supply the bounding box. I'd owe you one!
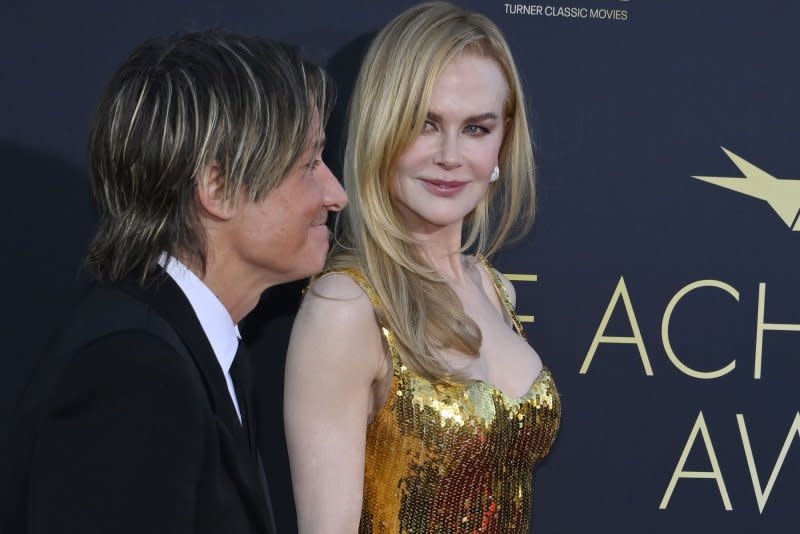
[489,165,500,183]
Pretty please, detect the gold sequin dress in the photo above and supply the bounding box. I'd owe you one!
[335,260,561,534]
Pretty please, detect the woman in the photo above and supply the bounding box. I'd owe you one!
[285,3,560,532]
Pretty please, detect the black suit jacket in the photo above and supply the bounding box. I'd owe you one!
[1,273,276,533]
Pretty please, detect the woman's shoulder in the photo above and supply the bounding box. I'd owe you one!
[311,269,371,300]
[289,267,387,384]
[299,268,379,329]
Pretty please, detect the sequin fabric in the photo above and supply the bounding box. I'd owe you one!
[333,261,560,534]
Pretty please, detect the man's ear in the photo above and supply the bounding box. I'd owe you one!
[196,162,236,220]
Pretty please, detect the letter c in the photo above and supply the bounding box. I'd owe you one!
[662,280,739,379]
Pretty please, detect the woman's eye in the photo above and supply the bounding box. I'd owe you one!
[465,125,489,135]
[422,120,437,132]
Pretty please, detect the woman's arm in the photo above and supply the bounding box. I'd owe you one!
[284,273,386,534]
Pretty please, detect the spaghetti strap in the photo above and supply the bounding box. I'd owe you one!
[476,255,526,338]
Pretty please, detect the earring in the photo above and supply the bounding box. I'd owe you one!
[489,165,500,183]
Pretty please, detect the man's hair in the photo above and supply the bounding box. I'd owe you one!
[86,29,332,282]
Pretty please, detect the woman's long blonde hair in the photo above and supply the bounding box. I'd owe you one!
[330,1,536,381]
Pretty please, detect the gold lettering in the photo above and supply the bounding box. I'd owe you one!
[580,276,653,375]
[659,411,732,510]
[662,280,739,379]
[754,282,800,378]
[737,412,800,513]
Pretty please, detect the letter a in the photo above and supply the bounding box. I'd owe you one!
[580,276,653,375]
[660,411,732,510]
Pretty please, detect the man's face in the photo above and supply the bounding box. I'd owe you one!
[225,129,347,287]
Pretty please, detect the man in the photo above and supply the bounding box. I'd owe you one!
[1,30,346,533]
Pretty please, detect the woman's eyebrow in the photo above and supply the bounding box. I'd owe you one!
[426,111,499,123]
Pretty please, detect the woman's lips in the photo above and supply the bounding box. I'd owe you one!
[420,178,468,196]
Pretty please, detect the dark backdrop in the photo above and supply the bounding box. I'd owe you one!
[2,1,798,532]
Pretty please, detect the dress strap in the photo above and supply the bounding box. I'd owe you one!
[476,255,526,338]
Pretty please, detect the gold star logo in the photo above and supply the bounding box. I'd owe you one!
[692,147,800,231]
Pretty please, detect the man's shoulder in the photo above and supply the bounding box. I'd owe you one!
[12,281,208,443]
[22,280,197,405]
[56,279,188,358]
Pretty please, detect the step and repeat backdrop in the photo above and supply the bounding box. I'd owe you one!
[2,1,797,532]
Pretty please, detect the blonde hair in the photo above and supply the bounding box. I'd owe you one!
[331,1,535,381]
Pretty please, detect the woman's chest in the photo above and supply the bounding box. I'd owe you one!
[369,368,560,462]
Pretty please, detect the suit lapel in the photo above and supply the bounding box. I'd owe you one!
[119,272,274,533]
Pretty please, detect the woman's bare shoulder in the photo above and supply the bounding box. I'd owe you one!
[289,271,384,379]
[307,271,371,301]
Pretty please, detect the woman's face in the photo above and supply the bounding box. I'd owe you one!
[393,53,508,236]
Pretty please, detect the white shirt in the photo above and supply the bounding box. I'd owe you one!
[160,255,243,422]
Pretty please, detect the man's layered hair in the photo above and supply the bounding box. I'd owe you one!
[86,29,332,282]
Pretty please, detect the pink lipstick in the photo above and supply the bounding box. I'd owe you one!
[421,179,467,197]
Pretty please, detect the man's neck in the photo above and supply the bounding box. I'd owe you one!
[174,252,263,325]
